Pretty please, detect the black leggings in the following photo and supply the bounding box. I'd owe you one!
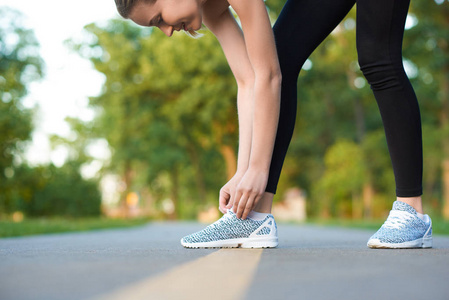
[266,0,423,197]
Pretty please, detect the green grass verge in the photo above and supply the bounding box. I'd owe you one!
[307,218,449,235]
[2,216,448,238]
[432,219,449,235]
[0,217,151,238]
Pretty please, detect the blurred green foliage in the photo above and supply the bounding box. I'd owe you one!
[0,7,41,210]
[68,0,448,220]
[11,163,101,217]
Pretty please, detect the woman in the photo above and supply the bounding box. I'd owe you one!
[115,0,433,249]
[115,0,281,248]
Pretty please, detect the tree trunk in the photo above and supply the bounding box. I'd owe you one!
[187,144,207,204]
[213,120,238,181]
[352,192,363,219]
[354,97,366,143]
[169,166,179,220]
[219,144,237,181]
[121,160,133,218]
[441,64,449,219]
[320,199,331,219]
[362,182,374,219]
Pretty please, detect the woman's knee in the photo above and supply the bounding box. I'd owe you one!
[357,45,404,91]
[273,26,308,84]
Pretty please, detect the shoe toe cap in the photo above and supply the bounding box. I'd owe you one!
[367,238,381,248]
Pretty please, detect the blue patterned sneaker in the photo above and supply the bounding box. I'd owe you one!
[180,210,278,248]
[367,201,432,249]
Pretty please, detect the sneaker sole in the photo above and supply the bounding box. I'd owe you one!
[181,236,279,249]
[367,236,432,249]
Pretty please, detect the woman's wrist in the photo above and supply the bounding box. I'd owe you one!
[247,162,270,175]
[235,167,248,177]
[248,153,272,172]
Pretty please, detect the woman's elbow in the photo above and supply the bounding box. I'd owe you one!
[236,72,255,90]
[271,70,282,88]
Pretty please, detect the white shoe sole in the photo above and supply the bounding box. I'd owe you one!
[367,236,432,249]
[181,236,279,249]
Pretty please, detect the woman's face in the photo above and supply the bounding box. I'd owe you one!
[129,0,203,37]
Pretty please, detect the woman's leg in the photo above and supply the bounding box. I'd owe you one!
[359,0,432,249]
[264,0,355,196]
[356,0,423,211]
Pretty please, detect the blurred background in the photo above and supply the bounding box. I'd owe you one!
[0,0,448,235]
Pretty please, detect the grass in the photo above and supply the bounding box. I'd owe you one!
[2,215,448,238]
[432,219,449,235]
[307,218,449,235]
[0,217,151,238]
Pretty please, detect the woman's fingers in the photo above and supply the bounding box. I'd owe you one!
[240,198,254,220]
[219,188,231,213]
[235,193,249,219]
[226,187,235,209]
[226,200,233,209]
[235,188,260,219]
[232,189,242,214]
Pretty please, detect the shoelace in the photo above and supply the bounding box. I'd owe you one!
[383,210,415,229]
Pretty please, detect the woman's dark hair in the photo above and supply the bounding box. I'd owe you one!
[114,0,155,19]
[114,0,202,38]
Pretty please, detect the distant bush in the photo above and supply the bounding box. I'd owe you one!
[4,162,101,217]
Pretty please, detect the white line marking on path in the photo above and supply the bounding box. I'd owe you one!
[92,249,263,300]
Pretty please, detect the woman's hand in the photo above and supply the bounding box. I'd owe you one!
[233,167,268,220]
[218,172,245,214]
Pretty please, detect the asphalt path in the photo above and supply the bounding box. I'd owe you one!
[1,221,448,300]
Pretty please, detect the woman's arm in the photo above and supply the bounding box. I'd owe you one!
[231,0,281,220]
[204,0,281,219]
[227,0,281,170]
[203,7,255,214]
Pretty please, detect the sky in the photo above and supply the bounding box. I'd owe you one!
[0,0,118,171]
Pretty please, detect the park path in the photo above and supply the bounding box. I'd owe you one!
[1,221,449,300]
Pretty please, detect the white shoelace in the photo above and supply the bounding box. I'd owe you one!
[383,210,415,229]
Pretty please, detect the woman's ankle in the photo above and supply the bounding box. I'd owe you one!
[397,196,423,214]
[253,192,274,213]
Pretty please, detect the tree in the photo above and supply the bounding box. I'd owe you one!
[0,7,43,213]
[315,139,366,218]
